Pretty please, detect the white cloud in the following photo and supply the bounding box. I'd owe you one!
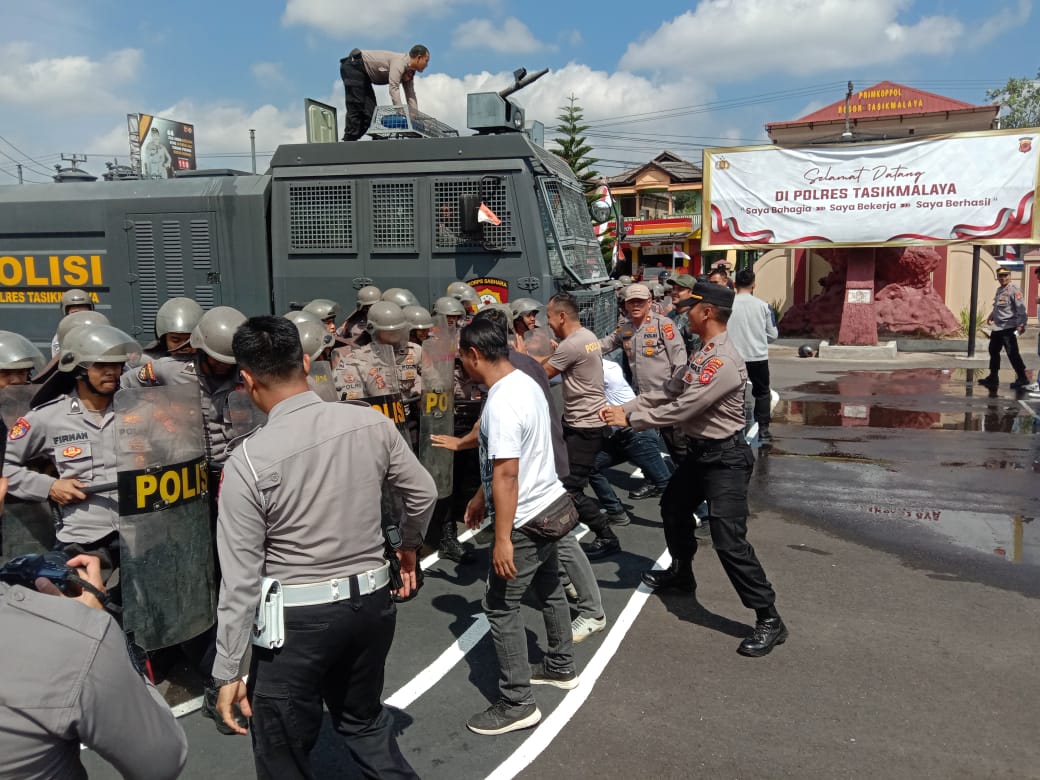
[972,0,1032,47]
[282,0,461,37]
[251,62,289,88]
[619,0,991,79]
[452,17,553,54]
[0,43,142,113]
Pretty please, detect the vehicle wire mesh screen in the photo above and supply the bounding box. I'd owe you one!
[288,182,355,252]
[540,179,609,284]
[433,178,517,251]
[570,286,617,338]
[371,180,416,251]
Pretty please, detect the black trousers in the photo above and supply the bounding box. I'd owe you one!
[660,426,687,463]
[561,423,612,539]
[248,587,417,779]
[745,360,772,426]
[659,436,776,610]
[988,327,1027,379]
[340,57,376,142]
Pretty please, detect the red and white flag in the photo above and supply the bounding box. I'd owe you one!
[673,245,690,261]
[594,181,613,239]
[478,202,501,226]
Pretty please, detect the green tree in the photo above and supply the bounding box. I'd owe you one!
[987,69,1040,128]
[551,94,599,187]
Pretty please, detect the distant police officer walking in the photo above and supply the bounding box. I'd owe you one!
[50,288,95,356]
[601,281,787,658]
[978,267,1030,390]
[211,316,436,778]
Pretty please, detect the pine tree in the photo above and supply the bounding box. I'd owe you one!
[551,94,599,188]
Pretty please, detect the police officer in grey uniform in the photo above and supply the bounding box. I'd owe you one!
[339,286,382,344]
[599,283,687,497]
[211,315,436,778]
[0,548,188,779]
[601,281,787,658]
[978,267,1030,390]
[303,298,341,336]
[146,296,204,359]
[666,274,702,356]
[5,324,139,574]
[0,331,46,389]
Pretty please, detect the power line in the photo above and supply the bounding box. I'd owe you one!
[0,133,56,177]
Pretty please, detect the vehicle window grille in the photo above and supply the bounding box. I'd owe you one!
[570,286,617,338]
[194,286,216,309]
[288,182,355,251]
[162,221,185,297]
[433,178,517,251]
[190,220,213,270]
[132,221,160,336]
[371,180,416,251]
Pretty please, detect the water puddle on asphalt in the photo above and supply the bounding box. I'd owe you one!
[776,367,1039,433]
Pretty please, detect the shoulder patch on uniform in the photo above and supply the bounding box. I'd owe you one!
[699,358,724,385]
[663,322,675,340]
[369,367,387,390]
[61,445,83,458]
[8,417,30,440]
[703,342,715,352]
[1015,291,1023,301]
[138,363,157,383]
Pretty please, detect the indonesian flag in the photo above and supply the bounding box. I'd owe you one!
[1003,244,1019,260]
[478,202,501,226]
[613,242,624,265]
[673,245,690,261]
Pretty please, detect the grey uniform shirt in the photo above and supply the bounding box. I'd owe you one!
[213,391,436,681]
[989,282,1027,330]
[547,326,606,428]
[600,311,687,394]
[622,330,748,440]
[360,50,419,113]
[121,356,238,464]
[0,583,187,780]
[4,392,118,544]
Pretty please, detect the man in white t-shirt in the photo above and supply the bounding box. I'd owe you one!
[459,318,578,736]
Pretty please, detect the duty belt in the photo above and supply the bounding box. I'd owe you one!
[686,430,743,451]
[281,563,391,607]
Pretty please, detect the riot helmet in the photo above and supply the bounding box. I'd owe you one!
[293,317,335,361]
[59,288,94,315]
[651,283,666,299]
[56,311,111,349]
[446,281,480,312]
[58,324,140,372]
[402,305,435,331]
[284,309,323,327]
[365,301,409,337]
[381,288,420,308]
[617,275,633,286]
[356,286,382,309]
[433,296,465,317]
[798,344,817,358]
[0,331,46,372]
[155,297,204,340]
[510,298,542,321]
[303,298,341,322]
[189,306,247,364]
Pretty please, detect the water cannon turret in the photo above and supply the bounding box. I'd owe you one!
[467,66,549,135]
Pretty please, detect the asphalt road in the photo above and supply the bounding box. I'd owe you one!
[84,348,1040,779]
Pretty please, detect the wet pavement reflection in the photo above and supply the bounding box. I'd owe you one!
[755,367,1039,574]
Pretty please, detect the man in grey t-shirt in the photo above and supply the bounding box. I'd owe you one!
[544,292,619,559]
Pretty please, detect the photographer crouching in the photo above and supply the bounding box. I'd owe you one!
[0,475,188,779]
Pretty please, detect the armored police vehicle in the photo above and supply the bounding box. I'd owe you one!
[0,70,615,346]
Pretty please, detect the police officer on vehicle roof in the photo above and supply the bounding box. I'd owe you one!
[303,298,341,336]
[0,330,46,389]
[5,324,140,578]
[599,283,687,497]
[339,286,382,344]
[600,281,787,658]
[0,547,189,779]
[148,296,204,359]
[978,267,1030,391]
[211,315,436,776]
[50,289,96,357]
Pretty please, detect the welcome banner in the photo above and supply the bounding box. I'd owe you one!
[702,128,1040,249]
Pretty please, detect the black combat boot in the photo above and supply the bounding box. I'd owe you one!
[641,560,695,592]
[737,616,789,657]
[438,520,474,563]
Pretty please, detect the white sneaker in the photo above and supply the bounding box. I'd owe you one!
[571,615,606,643]
[1024,382,1039,392]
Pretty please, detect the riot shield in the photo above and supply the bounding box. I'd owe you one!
[1,385,55,562]
[523,328,554,361]
[359,343,409,435]
[418,317,455,498]
[308,359,339,402]
[228,387,267,439]
[115,384,216,650]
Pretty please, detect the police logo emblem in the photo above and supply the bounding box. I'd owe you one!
[8,417,30,440]
[62,445,83,458]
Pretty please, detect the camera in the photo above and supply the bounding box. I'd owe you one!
[0,551,76,594]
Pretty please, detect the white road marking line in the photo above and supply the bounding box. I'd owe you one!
[1018,399,1039,419]
[171,697,204,718]
[385,613,491,710]
[485,547,672,780]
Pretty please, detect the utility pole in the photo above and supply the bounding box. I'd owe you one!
[249,129,257,174]
[16,163,22,184]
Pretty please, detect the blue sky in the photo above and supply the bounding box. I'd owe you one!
[0,0,1036,182]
